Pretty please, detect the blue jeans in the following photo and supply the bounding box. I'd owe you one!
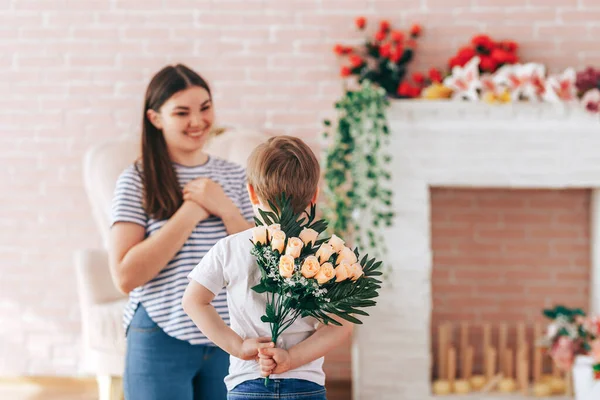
[228,378,327,400]
[124,305,229,400]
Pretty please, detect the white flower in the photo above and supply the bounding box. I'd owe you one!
[443,56,482,101]
[546,322,558,339]
[543,67,576,103]
[494,63,546,101]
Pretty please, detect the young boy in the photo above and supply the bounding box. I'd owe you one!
[182,136,352,399]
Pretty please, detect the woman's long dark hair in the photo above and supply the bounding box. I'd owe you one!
[137,64,211,220]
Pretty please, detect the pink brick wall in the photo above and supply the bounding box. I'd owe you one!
[431,188,590,378]
[1,0,597,377]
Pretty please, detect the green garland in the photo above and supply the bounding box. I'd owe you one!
[321,81,394,261]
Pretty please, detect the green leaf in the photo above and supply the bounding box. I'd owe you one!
[251,283,268,294]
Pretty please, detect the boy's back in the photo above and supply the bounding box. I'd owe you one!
[188,228,325,391]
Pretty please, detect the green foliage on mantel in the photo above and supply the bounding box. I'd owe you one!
[321,81,394,262]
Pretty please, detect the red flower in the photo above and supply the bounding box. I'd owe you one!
[472,34,494,50]
[379,20,390,32]
[349,54,364,68]
[428,68,443,83]
[490,48,512,64]
[340,66,352,77]
[390,46,403,63]
[471,34,491,45]
[410,24,422,37]
[448,56,462,69]
[391,30,404,43]
[374,30,386,42]
[409,86,422,98]
[500,40,518,52]
[412,72,425,85]
[479,56,498,72]
[457,46,476,63]
[504,52,518,64]
[333,44,345,55]
[355,16,366,30]
[379,43,392,58]
[397,81,412,96]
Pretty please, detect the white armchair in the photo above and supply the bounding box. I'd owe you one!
[75,129,268,400]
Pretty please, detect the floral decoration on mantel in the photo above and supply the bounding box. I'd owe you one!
[448,34,519,73]
[333,16,439,99]
[333,21,600,114]
[539,305,600,379]
[441,56,581,105]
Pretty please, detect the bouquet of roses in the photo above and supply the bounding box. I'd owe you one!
[540,305,600,378]
[250,194,382,383]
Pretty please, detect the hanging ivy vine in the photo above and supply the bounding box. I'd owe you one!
[321,81,394,261]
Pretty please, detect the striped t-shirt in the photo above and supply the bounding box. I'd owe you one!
[110,156,254,345]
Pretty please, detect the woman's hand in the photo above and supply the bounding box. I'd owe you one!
[180,199,210,223]
[183,178,238,219]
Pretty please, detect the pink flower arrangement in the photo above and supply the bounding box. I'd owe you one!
[541,305,600,378]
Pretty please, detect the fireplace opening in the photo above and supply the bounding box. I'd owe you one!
[430,188,590,396]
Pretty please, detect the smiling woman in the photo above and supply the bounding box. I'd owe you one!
[108,64,254,400]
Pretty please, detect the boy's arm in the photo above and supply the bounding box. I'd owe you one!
[182,281,273,360]
[258,317,353,375]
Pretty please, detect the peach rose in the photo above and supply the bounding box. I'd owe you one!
[349,262,363,281]
[285,237,304,258]
[279,255,295,278]
[316,243,335,264]
[315,262,335,285]
[267,224,281,239]
[336,246,357,265]
[252,226,268,245]
[328,234,345,253]
[300,256,320,278]
[270,230,286,253]
[299,228,319,246]
[335,261,351,282]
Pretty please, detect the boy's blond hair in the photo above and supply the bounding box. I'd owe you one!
[247,135,320,214]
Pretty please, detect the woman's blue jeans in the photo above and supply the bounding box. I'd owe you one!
[228,378,327,400]
[123,305,229,400]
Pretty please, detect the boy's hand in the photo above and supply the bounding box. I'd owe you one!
[238,337,274,361]
[258,347,292,376]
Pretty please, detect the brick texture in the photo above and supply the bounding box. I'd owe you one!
[2,0,600,378]
[431,188,590,378]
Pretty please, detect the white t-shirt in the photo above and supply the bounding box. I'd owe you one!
[188,228,325,391]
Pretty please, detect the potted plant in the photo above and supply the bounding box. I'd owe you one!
[540,305,600,399]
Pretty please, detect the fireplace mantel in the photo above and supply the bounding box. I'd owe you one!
[351,100,600,399]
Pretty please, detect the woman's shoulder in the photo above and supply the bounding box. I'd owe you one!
[116,161,144,187]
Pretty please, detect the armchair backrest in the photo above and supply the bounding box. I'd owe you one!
[83,129,268,248]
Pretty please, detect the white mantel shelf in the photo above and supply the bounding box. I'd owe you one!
[386,100,600,189]
[351,100,600,400]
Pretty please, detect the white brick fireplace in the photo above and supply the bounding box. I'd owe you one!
[351,100,600,400]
